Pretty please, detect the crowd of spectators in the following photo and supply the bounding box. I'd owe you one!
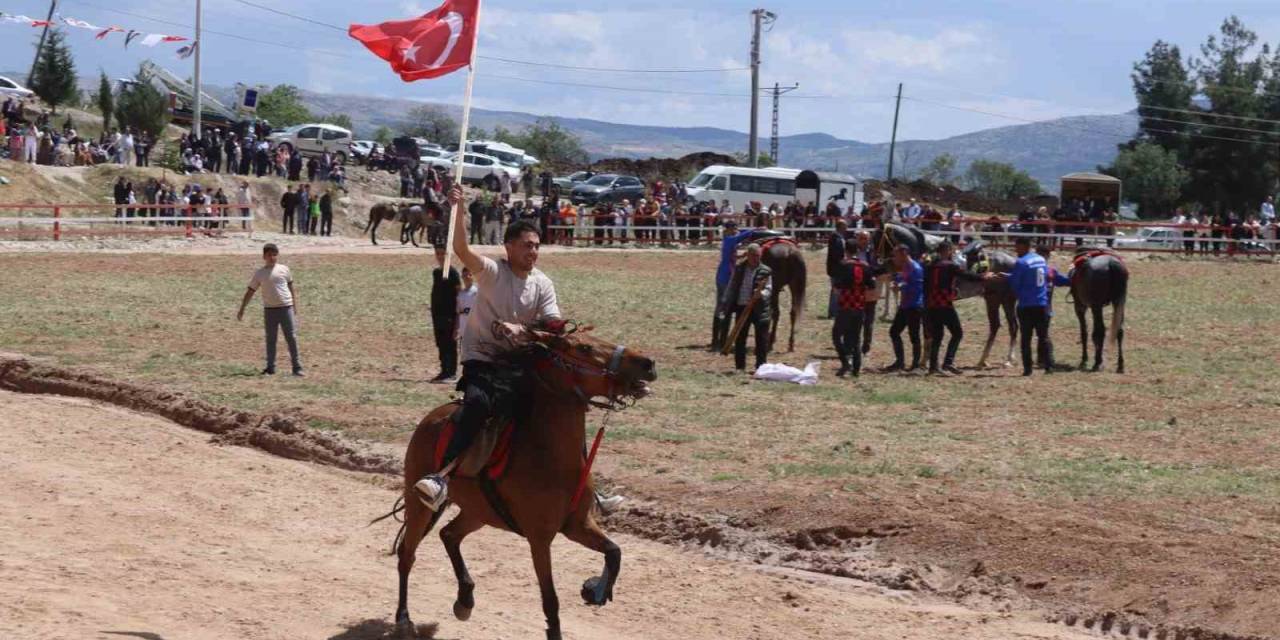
[176,124,346,191]
[2,97,154,167]
[108,174,255,230]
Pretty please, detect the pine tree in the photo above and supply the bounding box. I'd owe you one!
[96,71,114,130]
[29,29,79,114]
[1130,41,1194,155]
[115,67,170,139]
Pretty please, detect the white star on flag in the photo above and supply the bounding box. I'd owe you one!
[402,43,421,67]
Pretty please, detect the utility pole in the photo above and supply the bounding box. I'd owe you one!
[27,0,58,86]
[767,82,799,165]
[887,82,903,181]
[748,8,775,168]
[193,0,203,140]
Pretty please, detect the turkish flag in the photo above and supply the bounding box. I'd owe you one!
[349,0,479,82]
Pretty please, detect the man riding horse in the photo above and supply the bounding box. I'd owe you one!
[415,185,622,513]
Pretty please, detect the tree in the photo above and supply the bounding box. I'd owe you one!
[1130,40,1195,154]
[257,85,314,127]
[732,151,775,169]
[95,71,114,131]
[30,29,79,114]
[372,125,393,145]
[115,67,170,138]
[405,104,458,145]
[504,119,588,166]
[919,153,957,186]
[964,160,1042,200]
[1112,142,1188,216]
[467,126,490,140]
[319,113,353,130]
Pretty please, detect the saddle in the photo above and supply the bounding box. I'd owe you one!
[433,405,516,480]
[747,229,789,244]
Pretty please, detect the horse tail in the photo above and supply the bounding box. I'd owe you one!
[1107,262,1128,349]
[371,495,447,556]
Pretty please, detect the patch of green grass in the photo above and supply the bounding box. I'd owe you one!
[710,472,742,482]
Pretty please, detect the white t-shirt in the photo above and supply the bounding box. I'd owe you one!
[460,257,560,363]
[249,264,294,308]
[456,285,478,341]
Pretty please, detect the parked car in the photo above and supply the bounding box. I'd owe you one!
[419,147,450,163]
[553,171,595,193]
[424,151,520,190]
[267,123,354,163]
[1113,226,1178,249]
[570,174,646,205]
[349,140,376,163]
[0,75,34,99]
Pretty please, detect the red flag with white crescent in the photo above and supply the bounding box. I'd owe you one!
[348,0,479,82]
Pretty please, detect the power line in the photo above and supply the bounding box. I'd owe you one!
[227,0,343,31]
[901,95,1275,147]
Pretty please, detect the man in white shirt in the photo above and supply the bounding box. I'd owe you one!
[1262,196,1275,225]
[236,243,303,376]
[456,267,477,342]
[904,198,922,221]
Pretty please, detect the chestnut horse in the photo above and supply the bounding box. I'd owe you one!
[388,325,657,640]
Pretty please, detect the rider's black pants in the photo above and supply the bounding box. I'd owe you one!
[445,360,526,465]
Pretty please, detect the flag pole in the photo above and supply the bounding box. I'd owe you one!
[444,0,481,275]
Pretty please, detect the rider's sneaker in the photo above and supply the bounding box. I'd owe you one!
[596,492,625,514]
[414,475,449,511]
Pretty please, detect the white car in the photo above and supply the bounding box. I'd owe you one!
[268,123,354,163]
[349,140,376,162]
[419,147,450,164]
[1114,226,1179,249]
[0,75,34,99]
[425,152,520,190]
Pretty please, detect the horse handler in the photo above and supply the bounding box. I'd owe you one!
[712,220,756,350]
[722,243,773,372]
[923,241,987,375]
[832,238,876,377]
[236,243,304,377]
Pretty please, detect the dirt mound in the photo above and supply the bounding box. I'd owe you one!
[588,152,737,183]
[865,178,1058,216]
[0,356,398,474]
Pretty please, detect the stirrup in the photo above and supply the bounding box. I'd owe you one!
[414,475,449,511]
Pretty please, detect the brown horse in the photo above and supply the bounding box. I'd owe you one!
[389,325,657,640]
[1070,249,1129,373]
[759,240,807,353]
[364,203,402,245]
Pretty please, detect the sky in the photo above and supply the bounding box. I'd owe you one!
[1,0,1278,143]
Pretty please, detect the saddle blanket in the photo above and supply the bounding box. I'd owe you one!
[433,418,515,480]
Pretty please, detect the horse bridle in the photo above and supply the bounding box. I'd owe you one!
[538,343,634,412]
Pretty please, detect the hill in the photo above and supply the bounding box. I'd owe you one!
[294,89,1135,190]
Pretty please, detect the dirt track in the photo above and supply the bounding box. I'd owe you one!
[0,389,1091,640]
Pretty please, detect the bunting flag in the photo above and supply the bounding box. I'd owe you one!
[176,42,198,59]
[0,12,190,49]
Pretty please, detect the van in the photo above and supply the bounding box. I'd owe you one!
[466,140,539,168]
[685,165,863,214]
[267,123,355,163]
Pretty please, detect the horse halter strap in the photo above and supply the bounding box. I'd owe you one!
[540,343,631,412]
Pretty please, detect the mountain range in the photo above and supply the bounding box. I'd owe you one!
[43,71,1136,192]
[299,89,1136,191]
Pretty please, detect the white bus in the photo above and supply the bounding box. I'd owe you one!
[466,140,539,168]
[685,165,863,213]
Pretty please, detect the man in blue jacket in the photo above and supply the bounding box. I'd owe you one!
[883,245,924,372]
[712,220,756,350]
[1008,236,1053,376]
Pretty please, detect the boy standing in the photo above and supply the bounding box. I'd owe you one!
[236,244,304,377]
[429,245,461,383]
[456,267,477,343]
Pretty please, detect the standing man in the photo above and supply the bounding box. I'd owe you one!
[832,238,876,377]
[236,243,303,377]
[319,189,334,237]
[722,243,773,373]
[1262,196,1275,227]
[296,184,311,236]
[884,245,924,372]
[713,220,756,350]
[849,230,880,355]
[280,185,298,234]
[236,181,254,231]
[468,194,485,244]
[923,241,985,375]
[825,219,850,320]
[483,194,505,245]
[429,245,461,383]
[499,168,512,204]
[1008,236,1052,376]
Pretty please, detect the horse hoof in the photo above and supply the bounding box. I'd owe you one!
[453,600,473,621]
[581,575,609,606]
[395,616,415,638]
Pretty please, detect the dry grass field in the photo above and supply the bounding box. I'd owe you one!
[3,247,1279,637]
